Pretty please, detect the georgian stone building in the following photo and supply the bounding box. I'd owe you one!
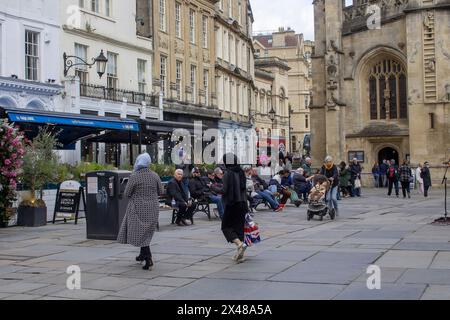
[152,0,220,129]
[253,57,291,157]
[254,29,314,157]
[215,0,256,155]
[311,0,450,182]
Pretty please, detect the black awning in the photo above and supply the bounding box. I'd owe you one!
[138,119,207,135]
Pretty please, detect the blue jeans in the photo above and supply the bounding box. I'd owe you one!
[256,190,279,210]
[373,174,380,188]
[327,186,339,213]
[209,195,224,219]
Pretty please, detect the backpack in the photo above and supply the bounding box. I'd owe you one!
[388,167,396,179]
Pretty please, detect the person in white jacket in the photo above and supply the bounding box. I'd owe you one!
[416,164,424,194]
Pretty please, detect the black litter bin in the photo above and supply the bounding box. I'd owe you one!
[85,170,131,240]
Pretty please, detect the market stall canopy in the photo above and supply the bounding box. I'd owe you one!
[0,106,139,149]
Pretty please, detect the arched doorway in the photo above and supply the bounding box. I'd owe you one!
[378,147,399,165]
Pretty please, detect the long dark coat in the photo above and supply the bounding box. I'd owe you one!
[117,169,162,247]
[421,167,432,187]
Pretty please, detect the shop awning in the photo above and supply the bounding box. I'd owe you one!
[0,106,139,149]
[85,119,207,145]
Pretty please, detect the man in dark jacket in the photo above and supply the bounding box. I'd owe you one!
[166,169,195,226]
[387,160,400,197]
[189,167,210,200]
[421,161,432,197]
[349,158,362,197]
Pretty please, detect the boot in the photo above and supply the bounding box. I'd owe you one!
[142,247,153,271]
[136,247,145,262]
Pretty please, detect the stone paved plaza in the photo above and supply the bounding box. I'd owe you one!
[0,188,449,300]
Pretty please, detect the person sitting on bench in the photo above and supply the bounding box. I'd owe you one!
[206,169,225,219]
[189,167,210,199]
[166,169,195,227]
[250,168,282,212]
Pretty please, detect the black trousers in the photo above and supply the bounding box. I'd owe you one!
[424,186,430,197]
[177,203,195,221]
[140,246,151,258]
[388,179,399,196]
[401,181,411,198]
[222,202,247,243]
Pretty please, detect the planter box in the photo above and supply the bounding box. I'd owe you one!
[17,206,47,227]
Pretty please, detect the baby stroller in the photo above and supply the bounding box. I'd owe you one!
[307,175,336,221]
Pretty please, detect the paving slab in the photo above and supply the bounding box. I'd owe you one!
[393,242,450,251]
[375,250,436,269]
[0,281,49,294]
[111,285,175,300]
[158,278,266,300]
[334,282,426,300]
[398,269,450,285]
[81,276,143,291]
[252,282,345,300]
[429,252,450,269]
[421,285,450,300]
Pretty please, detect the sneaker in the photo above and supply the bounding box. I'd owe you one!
[236,243,247,261]
[274,206,283,213]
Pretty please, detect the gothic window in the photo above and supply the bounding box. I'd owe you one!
[368,59,407,120]
[369,76,377,120]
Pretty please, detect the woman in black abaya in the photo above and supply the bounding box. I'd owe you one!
[221,153,248,263]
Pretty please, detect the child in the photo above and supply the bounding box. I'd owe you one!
[309,174,329,202]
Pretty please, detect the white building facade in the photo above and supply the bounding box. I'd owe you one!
[60,0,156,165]
[0,0,63,112]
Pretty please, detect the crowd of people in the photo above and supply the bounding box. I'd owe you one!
[372,159,432,198]
[117,152,437,270]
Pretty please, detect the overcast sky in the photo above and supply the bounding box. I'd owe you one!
[251,0,315,40]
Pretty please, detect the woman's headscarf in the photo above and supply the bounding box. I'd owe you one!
[223,153,246,192]
[134,153,151,172]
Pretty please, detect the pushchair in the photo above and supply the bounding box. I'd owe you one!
[307,175,336,221]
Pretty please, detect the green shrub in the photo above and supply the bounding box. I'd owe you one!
[71,162,116,181]
[150,163,176,177]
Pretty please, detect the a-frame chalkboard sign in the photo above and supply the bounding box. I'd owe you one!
[52,181,86,225]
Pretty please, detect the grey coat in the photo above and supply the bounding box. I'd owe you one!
[117,169,163,247]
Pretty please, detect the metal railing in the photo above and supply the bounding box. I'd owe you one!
[80,83,158,106]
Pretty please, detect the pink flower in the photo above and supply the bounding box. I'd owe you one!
[11,153,17,159]
[4,159,12,166]
[18,149,25,155]
[9,179,17,189]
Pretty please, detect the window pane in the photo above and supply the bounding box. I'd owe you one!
[399,74,408,119]
[389,75,397,119]
[25,30,39,81]
[369,76,377,120]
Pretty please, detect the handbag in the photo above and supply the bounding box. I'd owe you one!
[354,178,362,189]
[289,189,300,202]
[244,213,261,247]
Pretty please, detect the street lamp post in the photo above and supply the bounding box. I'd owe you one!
[268,106,276,131]
[63,50,108,78]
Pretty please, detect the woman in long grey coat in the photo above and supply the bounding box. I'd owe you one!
[117,153,162,270]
